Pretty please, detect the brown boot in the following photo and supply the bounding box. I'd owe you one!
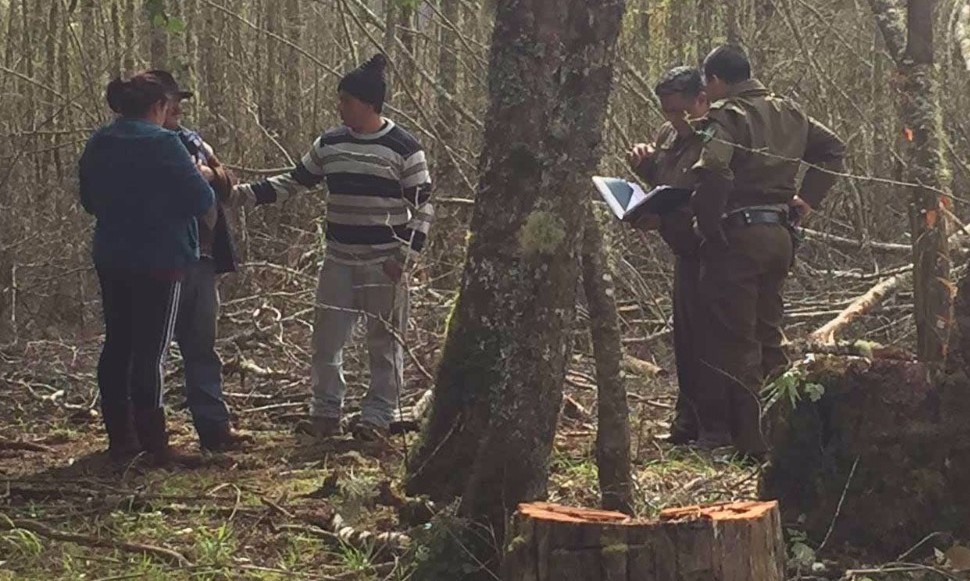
[197,422,254,452]
[295,416,342,440]
[132,408,205,468]
[102,404,142,462]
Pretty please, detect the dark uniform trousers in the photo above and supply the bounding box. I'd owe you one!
[670,255,702,438]
[696,222,792,454]
[659,210,708,440]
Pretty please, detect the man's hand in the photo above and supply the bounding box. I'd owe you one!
[197,161,215,183]
[631,213,661,231]
[789,195,813,226]
[627,143,655,171]
[383,258,404,282]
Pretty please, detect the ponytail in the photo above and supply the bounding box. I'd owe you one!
[105,72,169,118]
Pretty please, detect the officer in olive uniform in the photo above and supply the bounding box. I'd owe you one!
[690,45,846,456]
[629,66,716,445]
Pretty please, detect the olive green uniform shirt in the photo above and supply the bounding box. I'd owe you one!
[636,121,705,256]
[690,79,846,242]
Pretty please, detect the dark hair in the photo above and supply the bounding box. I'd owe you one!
[654,66,704,99]
[105,72,169,118]
[703,45,751,84]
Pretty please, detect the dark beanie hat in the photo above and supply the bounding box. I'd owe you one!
[338,53,388,113]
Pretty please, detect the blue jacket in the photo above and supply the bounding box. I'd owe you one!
[79,118,215,271]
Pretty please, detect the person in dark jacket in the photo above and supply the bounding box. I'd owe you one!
[150,70,250,452]
[79,71,215,465]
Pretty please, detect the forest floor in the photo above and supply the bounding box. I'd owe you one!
[0,333,761,580]
[0,278,952,581]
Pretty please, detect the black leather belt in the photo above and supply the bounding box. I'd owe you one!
[722,209,787,230]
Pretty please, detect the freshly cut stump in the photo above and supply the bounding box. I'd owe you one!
[502,501,785,581]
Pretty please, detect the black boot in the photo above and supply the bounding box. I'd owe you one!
[196,421,253,452]
[102,403,142,462]
[132,408,204,468]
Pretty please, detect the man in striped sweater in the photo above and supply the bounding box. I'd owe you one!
[234,54,432,442]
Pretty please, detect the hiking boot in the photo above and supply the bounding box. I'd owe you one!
[102,405,142,462]
[132,408,205,468]
[659,423,698,446]
[197,422,254,452]
[694,430,734,451]
[295,416,342,439]
[352,421,390,444]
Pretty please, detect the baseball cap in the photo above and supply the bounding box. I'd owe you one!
[147,69,194,100]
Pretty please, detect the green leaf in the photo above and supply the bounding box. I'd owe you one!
[166,16,186,34]
[791,542,815,567]
[805,382,825,403]
[151,13,167,28]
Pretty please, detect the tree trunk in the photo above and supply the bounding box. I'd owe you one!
[726,0,740,45]
[764,354,970,556]
[382,0,398,97]
[283,0,303,146]
[123,0,136,71]
[146,0,169,68]
[435,0,460,186]
[502,502,786,581]
[870,0,952,362]
[406,0,628,558]
[580,212,633,515]
[198,0,223,145]
[904,0,952,362]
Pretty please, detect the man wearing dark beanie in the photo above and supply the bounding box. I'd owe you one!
[338,53,387,113]
[234,54,433,444]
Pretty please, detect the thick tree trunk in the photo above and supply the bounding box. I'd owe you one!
[581,212,633,515]
[406,0,628,558]
[503,502,786,581]
[764,355,970,556]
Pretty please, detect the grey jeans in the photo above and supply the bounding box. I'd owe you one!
[310,258,409,428]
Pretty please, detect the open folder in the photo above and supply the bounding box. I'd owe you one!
[591,176,692,222]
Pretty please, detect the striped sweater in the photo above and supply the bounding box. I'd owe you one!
[241,119,433,265]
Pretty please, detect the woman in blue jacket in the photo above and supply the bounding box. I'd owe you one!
[79,72,215,465]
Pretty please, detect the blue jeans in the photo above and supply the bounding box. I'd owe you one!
[175,259,230,431]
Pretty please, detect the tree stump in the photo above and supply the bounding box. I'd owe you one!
[763,354,970,556]
[502,501,785,581]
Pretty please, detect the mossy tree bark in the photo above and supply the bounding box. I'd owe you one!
[405,0,628,550]
[869,0,952,362]
[581,212,633,515]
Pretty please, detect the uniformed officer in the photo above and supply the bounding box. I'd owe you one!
[629,66,719,445]
[690,45,845,456]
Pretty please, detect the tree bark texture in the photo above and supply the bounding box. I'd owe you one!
[869,0,952,363]
[406,0,628,541]
[764,355,970,556]
[581,212,633,515]
[502,502,786,581]
[903,0,952,363]
[145,0,169,68]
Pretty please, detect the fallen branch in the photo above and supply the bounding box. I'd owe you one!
[1,517,192,566]
[273,512,411,558]
[800,227,911,254]
[810,273,911,344]
[0,437,55,453]
[621,355,666,377]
